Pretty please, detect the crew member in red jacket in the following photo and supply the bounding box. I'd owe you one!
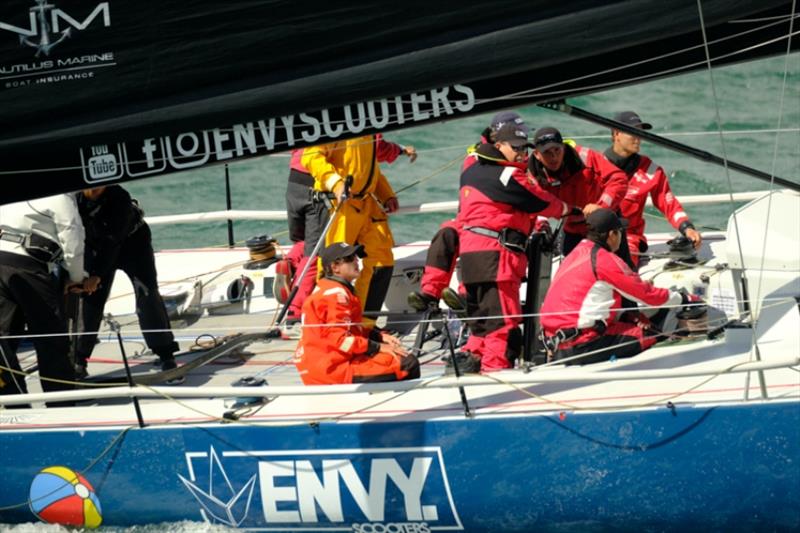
[528,127,628,257]
[456,123,570,372]
[277,136,417,328]
[604,111,702,268]
[294,242,420,385]
[540,209,698,365]
[408,111,529,312]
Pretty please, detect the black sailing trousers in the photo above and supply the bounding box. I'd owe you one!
[0,251,75,398]
[76,225,178,362]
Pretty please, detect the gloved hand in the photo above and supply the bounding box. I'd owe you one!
[383,197,399,213]
[569,206,584,217]
[678,289,706,319]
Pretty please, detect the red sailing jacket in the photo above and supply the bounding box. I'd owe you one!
[616,154,690,247]
[531,144,627,235]
[289,134,403,173]
[456,144,566,282]
[540,239,682,341]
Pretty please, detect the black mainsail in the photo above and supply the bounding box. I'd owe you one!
[0,0,796,203]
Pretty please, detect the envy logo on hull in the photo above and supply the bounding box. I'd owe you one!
[182,446,463,531]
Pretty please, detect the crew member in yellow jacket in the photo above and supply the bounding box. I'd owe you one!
[301,135,398,325]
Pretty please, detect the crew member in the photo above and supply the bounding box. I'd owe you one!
[74,186,179,378]
[456,123,571,372]
[277,136,416,328]
[604,111,702,267]
[408,111,529,312]
[540,209,699,364]
[294,242,420,384]
[0,194,90,403]
[529,126,628,257]
[302,135,399,327]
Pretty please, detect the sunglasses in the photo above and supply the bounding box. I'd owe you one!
[335,254,358,264]
[504,142,528,153]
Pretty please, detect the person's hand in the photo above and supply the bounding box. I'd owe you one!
[381,342,408,358]
[65,281,84,294]
[381,332,403,347]
[332,180,346,202]
[534,217,551,234]
[403,145,418,163]
[582,203,602,216]
[83,276,101,295]
[685,228,702,249]
[383,197,399,213]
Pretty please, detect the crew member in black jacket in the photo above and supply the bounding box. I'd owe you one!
[75,186,179,378]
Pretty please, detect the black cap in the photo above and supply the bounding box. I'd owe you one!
[319,242,366,267]
[494,123,530,147]
[533,127,564,151]
[586,208,629,233]
[613,111,652,130]
[490,111,529,134]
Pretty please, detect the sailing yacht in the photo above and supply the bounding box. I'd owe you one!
[0,0,798,529]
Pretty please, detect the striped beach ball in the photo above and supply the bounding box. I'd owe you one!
[29,466,102,528]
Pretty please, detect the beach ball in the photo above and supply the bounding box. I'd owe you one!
[29,466,102,528]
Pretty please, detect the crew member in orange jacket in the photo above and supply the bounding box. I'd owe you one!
[294,242,420,385]
[302,136,398,326]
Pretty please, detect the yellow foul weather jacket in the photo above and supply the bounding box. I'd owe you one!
[301,135,396,203]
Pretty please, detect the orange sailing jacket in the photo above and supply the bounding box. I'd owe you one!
[294,276,404,384]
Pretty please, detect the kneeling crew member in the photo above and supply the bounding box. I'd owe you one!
[540,209,698,365]
[294,242,420,385]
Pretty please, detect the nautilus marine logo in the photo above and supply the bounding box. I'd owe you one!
[181,446,463,531]
[0,0,111,57]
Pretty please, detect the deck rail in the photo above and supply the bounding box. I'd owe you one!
[1,356,797,406]
[144,190,790,226]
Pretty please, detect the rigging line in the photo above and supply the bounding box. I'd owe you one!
[731,14,800,23]
[753,0,797,330]
[480,20,800,103]
[477,28,800,108]
[696,0,754,348]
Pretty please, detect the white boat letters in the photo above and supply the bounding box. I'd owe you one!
[181,446,463,531]
[79,84,475,184]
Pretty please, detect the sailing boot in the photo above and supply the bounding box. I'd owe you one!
[443,351,482,375]
[441,288,467,318]
[279,317,303,340]
[74,358,89,381]
[156,346,185,385]
[408,291,438,312]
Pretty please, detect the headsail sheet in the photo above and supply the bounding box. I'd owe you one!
[0,0,796,202]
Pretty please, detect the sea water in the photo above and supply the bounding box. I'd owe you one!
[2,55,798,533]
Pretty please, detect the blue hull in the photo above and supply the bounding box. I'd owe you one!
[2,401,799,531]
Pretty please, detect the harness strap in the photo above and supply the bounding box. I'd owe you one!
[355,137,377,198]
[590,242,602,279]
